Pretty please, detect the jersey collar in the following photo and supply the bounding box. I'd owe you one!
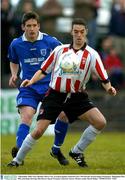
[22,31,43,41]
[69,42,87,51]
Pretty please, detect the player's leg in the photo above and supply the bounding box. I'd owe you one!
[50,112,69,165]
[16,106,35,148]
[7,90,69,167]
[66,92,106,167]
[42,89,69,165]
[52,111,69,154]
[11,88,39,158]
[71,107,106,153]
[11,106,35,159]
[69,107,106,167]
[8,119,51,166]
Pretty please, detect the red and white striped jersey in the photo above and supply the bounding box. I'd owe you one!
[41,44,108,93]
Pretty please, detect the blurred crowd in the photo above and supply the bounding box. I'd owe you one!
[1,0,125,89]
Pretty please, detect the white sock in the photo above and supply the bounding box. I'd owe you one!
[13,134,36,164]
[72,125,101,154]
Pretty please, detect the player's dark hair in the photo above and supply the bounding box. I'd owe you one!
[22,11,40,25]
[72,18,87,29]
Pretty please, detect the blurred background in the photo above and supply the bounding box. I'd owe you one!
[1,0,125,134]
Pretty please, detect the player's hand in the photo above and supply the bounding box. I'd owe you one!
[9,75,18,87]
[107,87,117,96]
[20,79,32,87]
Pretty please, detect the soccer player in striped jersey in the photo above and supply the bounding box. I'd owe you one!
[8,18,117,167]
[8,11,69,165]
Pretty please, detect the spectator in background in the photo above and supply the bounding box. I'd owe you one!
[89,36,124,89]
[109,0,125,67]
[13,0,38,36]
[87,0,100,49]
[99,36,113,60]
[99,37,124,89]
[103,47,124,89]
[74,0,100,49]
[1,0,16,85]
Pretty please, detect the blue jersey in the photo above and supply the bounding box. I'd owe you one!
[8,32,61,94]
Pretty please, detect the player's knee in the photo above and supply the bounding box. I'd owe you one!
[32,128,44,139]
[96,117,107,130]
[21,114,33,125]
[58,111,69,123]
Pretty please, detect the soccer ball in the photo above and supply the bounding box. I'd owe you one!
[60,52,79,73]
[60,58,74,73]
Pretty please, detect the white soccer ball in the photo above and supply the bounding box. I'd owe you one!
[60,58,74,73]
[60,52,78,73]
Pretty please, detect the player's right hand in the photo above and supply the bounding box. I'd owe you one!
[20,79,31,87]
[9,75,18,87]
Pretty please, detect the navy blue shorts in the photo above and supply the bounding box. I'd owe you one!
[37,88,95,123]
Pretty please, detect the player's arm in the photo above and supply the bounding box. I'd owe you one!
[9,62,19,87]
[20,70,46,87]
[92,52,117,96]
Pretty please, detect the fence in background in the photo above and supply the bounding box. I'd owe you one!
[1,89,125,135]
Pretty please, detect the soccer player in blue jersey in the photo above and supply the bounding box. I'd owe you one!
[8,11,69,165]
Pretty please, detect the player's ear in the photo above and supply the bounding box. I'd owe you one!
[21,24,25,31]
[38,23,40,29]
[86,28,88,35]
[71,29,73,36]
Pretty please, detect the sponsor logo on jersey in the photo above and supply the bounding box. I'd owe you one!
[24,57,45,65]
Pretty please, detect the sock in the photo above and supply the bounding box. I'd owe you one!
[52,119,68,154]
[16,123,30,148]
[13,134,36,164]
[72,125,101,154]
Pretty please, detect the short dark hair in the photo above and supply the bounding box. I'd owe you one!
[72,18,87,29]
[22,11,40,25]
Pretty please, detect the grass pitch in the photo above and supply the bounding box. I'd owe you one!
[1,131,125,175]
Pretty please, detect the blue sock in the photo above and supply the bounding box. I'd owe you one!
[16,123,30,148]
[52,119,68,154]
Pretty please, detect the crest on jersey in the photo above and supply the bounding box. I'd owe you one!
[40,49,46,56]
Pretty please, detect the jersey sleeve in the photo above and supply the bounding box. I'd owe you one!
[51,37,62,50]
[92,51,109,81]
[8,40,19,64]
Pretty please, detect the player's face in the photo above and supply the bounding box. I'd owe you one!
[22,19,40,41]
[71,24,88,47]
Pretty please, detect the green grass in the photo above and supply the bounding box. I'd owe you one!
[1,132,125,175]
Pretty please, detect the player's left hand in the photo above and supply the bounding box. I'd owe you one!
[20,79,32,87]
[107,87,117,96]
